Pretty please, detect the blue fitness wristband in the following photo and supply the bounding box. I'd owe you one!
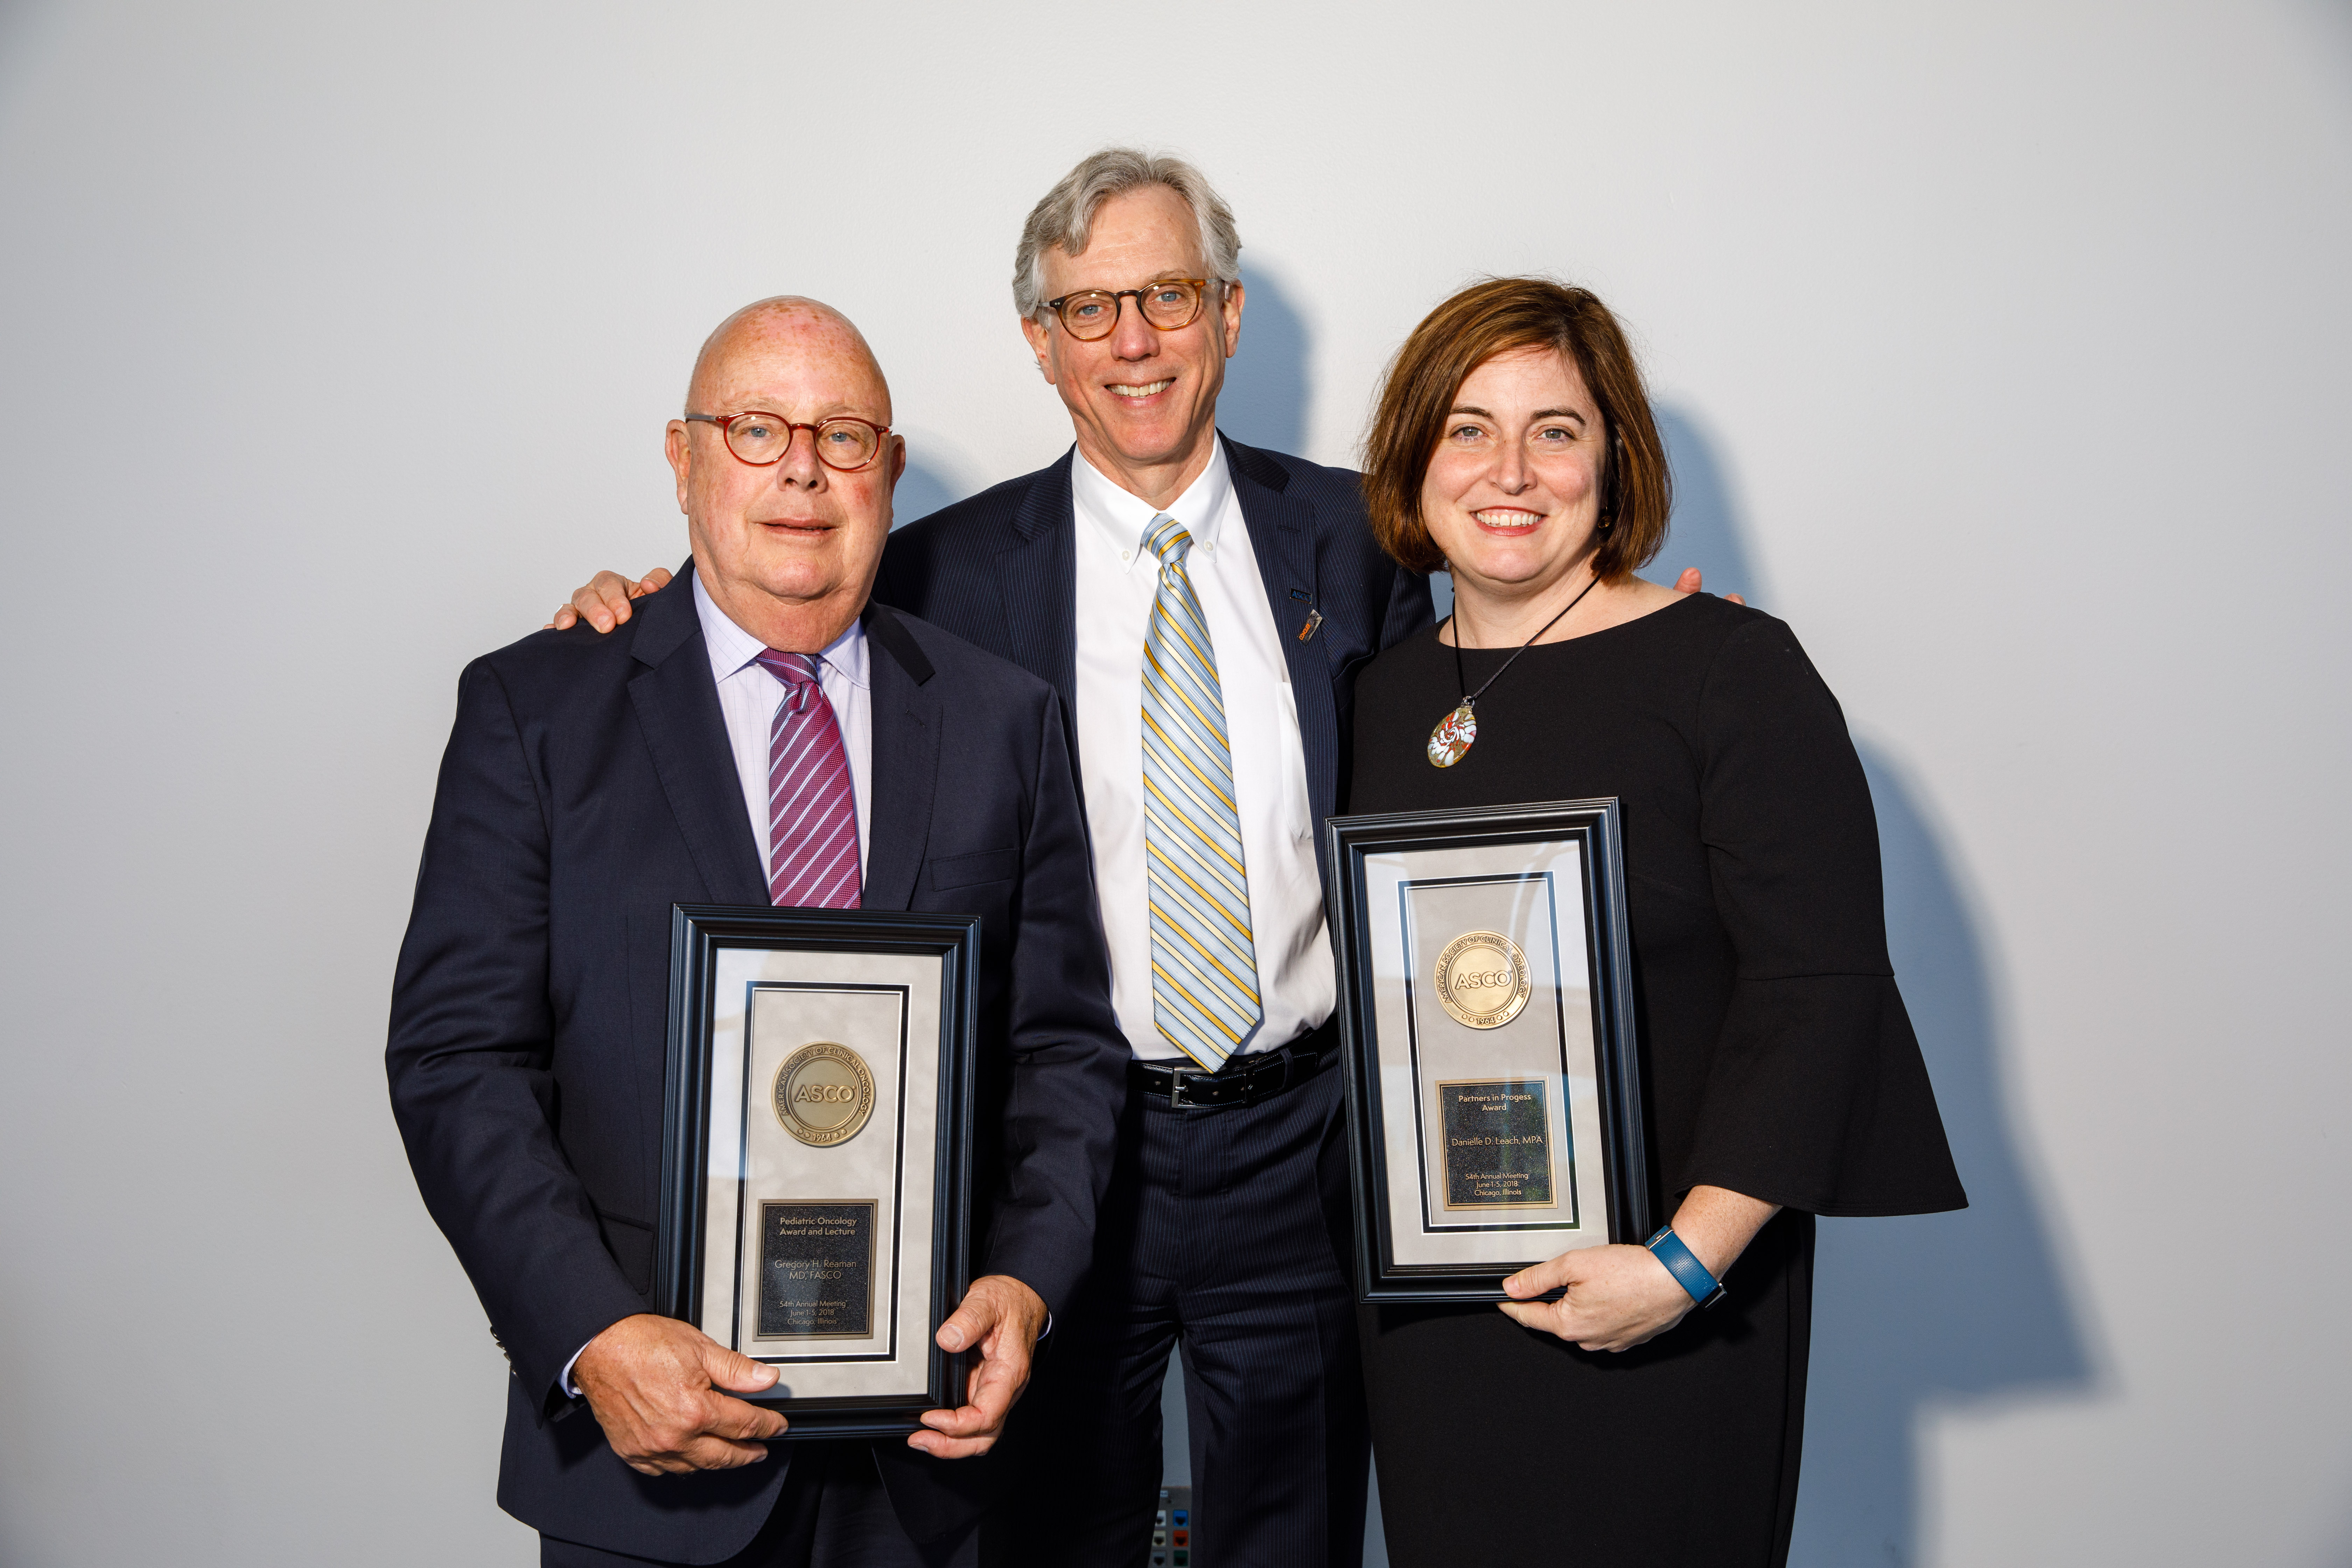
[1645,1225,1727,1309]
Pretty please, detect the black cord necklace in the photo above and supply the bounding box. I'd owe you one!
[1427,573,1602,768]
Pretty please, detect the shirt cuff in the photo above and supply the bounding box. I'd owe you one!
[560,1341,590,1400]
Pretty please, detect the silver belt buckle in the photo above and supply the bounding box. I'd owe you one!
[1167,1066,1209,1108]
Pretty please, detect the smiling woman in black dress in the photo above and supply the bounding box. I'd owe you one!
[1347,278,1966,1567]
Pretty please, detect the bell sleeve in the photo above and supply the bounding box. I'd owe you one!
[1675,616,1967,1217]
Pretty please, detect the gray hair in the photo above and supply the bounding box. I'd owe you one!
[1013,148,1242,319]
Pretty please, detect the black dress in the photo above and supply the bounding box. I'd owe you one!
[1346,594,1965,1568]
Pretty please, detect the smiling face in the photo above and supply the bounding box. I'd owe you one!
[1419,344,1610,612]
[664,299,905,652]
[1018,183,1244,502]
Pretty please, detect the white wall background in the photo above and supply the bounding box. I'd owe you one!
[2,2,2347,1563]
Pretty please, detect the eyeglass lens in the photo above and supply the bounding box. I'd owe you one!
[720,415,881,470]
[1056,280,1204,341]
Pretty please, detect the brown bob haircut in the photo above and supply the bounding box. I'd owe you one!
[1362,276,1672,581]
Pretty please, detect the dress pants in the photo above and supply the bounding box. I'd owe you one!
[541,1442,978,1568]
[985,1046,1369,1568]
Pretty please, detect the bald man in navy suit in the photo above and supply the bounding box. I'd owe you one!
[389,298,1127,1567]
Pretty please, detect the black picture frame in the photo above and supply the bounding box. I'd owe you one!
[655,904,979,1437]
[1325,799,1651,1303]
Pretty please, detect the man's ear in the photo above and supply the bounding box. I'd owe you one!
[1220,279,1246,359]
[1018,313,1057,385]
[664,421,693,513]
[877,434,908,533]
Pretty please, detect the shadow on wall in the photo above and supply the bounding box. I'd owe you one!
[1217,262,1312,456]
[1655,405,1769,602]
[1784,746,2097,1567]
[1651,410,2096,1565]
[1658,409,2095,1566]
[892,455,969,530]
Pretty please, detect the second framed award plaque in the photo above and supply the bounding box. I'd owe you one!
[1326,799,1651,1302]
[654,905,978,1436]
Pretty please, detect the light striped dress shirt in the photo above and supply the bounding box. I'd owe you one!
[1069,441,1336,1062]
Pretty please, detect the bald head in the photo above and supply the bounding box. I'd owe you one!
[685,296,892,424]
[665,296,904,655]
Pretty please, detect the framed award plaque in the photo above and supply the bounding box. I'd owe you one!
[1325,799,1650,1303]
[654,905,978,1436]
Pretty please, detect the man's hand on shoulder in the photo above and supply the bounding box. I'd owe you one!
[545,566,674,632]
[910,1274,1049,1460]
[573,1312,786,1476]
[1671,567,1746,607]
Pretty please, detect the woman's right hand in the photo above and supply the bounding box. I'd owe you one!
[546,566,673,632]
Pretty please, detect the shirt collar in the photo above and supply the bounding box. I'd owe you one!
[1070,435,1234,574]
[693,570,870,689]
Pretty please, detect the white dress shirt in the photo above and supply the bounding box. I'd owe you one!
[1070,441,1336,1061]
[693,572,872,882]
[563,576,873,1398]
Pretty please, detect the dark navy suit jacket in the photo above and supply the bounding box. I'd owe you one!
[873,436,1435,891]
[386,569,1128,1563]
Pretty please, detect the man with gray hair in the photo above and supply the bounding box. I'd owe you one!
[876,146,1425,1568]
[560,149,1432,1565]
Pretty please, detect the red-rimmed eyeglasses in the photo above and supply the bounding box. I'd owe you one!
[684,411,891,471]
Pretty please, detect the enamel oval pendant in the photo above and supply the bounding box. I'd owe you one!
[1428,701,1477,768]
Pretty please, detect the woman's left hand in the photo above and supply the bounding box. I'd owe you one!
[1496,1244,1697,1352]
[1498,1185,1783,1351]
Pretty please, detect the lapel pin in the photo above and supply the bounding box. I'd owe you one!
[1298,608,1324,642]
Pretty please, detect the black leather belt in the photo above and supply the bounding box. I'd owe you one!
[1130,1021,1337,1109]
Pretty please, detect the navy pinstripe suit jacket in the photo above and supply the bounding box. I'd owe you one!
[387,578,1128,1563]
[874,436,1436,889]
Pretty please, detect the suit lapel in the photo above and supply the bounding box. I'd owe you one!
[860,604,940,912]
[993,450,1078,716]
[1225,435,1338,836]
[626,565,770,906]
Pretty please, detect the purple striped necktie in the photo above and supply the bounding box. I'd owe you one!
[753,650,860,910]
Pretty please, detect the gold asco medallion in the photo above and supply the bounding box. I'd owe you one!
[1434,930,1532,1030]
[773,1042,876,1147]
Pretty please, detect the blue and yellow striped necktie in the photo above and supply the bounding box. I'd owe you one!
[1139,513,1261,1069]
